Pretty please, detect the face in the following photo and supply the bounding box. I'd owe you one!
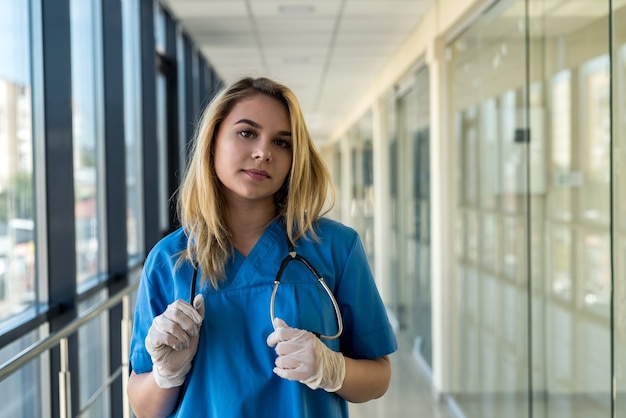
[213,94,293,207]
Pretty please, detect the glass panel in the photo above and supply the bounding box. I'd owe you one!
[479,99,498,209]
[384,92,400,324]
[549,225,573,302]
[0,329,45,416]
[396,86,417,332]
[448,0,530,415]
[78,291,110,417]
[580,56,611,225]
[413,66,432,367]
[71,0,105,287]
[156,73,169,233]
[549,70,574,222]
[614,2,626,413]
[0,0,36,323]
[348,112,375,268]
[527,0,613,416]
[122,0,144,260]
[154,5,166,54]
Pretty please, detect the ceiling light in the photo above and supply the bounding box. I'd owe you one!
[279,5,315,14]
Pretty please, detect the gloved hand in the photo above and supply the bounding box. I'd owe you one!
[266,318,346,392]
[145,294,205,389]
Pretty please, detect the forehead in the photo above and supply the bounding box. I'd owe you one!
[226,94,290,123]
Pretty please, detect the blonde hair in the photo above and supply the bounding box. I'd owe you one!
[177,77,335,288]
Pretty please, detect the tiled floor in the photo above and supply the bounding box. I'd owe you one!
[349,332,457,418]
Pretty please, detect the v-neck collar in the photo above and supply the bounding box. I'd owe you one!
[227,218,285,288]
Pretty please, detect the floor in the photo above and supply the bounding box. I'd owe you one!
[355,333,616,418]
[349,332,457,418]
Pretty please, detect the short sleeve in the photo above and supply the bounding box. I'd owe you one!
[335,233,397,360]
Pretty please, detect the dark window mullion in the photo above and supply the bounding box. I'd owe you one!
[101,0,127,416]
[41,1,78,416]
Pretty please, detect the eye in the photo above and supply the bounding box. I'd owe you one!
[274,138,292,149]
[238,130,256,139]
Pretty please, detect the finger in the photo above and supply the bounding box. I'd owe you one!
[267,317,289,347]
[151,316,191,349]
[169,299,204,324]
[193,294,205,318]
[275,354,308,371]
[267,326,303,347]
[163,303,203,336]
[275,340,310,356]
[273,365,309,382]
[146,327,184,353]
[273,317,288,329]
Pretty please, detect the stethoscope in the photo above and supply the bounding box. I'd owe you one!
[189,236,344,340]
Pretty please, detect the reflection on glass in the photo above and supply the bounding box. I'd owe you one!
[122,0,144,259]
[502,217,519,280]
[499,89,522,212]
[0,0,36,322]
[462,108,478,206]
[549,226,573,300]
[479,99,498,209]
[0,330,42,415]
[466,212,478,263]
[154,5,166,54]
[549,70,574,221]
[78,291,110,417]
[156,73,169,233]
[481,214,498,272]
[581,233,611,313]
[580,56,611,225]
[71,0,103,286]
[349,113,374,266]
[616,16,626,413]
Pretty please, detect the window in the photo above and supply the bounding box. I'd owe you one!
[122,0,144,260]
[70,0,106,288]
[0,0,36,322]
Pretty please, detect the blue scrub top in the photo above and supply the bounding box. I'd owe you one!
[129,217,397,418]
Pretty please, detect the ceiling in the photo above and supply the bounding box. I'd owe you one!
[160,0,435,143]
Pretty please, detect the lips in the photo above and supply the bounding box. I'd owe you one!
[243,169,270,180]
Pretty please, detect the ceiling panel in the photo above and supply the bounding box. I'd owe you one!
[161,0,435,141]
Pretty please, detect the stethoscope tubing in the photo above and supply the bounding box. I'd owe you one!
[269,250,343,340]
[188,240,344,340]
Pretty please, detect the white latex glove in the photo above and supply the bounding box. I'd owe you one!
[145,294,205,388]
[266,317,346,392]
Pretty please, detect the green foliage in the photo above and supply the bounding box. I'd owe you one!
[0,171,33,221]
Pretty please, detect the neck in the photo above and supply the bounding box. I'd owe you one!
[226,199,277,256]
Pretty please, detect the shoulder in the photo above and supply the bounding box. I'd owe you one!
[144,228,188,270]
[313,217,358,243]
[315,217,358,239]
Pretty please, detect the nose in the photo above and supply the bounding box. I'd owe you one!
[252,146,271,162]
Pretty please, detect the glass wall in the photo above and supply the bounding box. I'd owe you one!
[411,66,432,368]
[348,112,375,269]
[0,0,221,415]
[122,0,144,261]
[78,291,110,417]
[0,0,36,323]
[378,65,432,368]
[615,3,626,413]
[71,0,105,288]
[448,0,624,416]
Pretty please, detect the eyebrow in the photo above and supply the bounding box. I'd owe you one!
[234,119,292,137]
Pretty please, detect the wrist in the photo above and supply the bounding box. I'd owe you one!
[152,363,191,389]
[321,350,346,392]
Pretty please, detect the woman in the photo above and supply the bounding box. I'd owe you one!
[128,77,397,417]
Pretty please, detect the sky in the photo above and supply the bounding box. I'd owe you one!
[0,1,31,85]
